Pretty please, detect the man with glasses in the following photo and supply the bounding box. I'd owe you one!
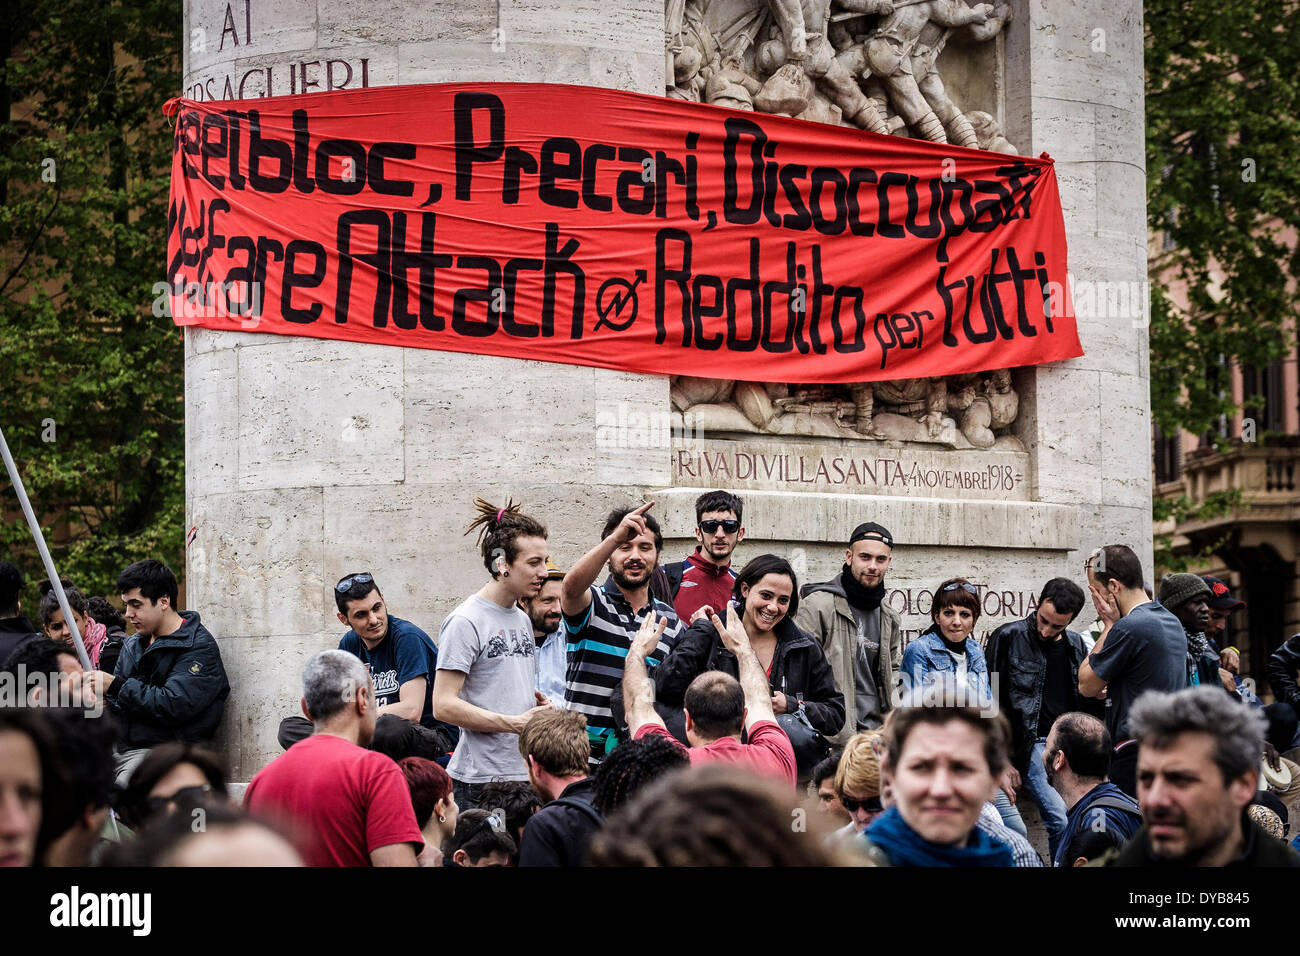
[1078,544,1187,798]
[796,522,904,748]
[277,572,458,759]
[661,490,745,624]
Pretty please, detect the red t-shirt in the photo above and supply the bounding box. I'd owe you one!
[635,720,797,786]
[244,733,423,867]
[671,552,736,624]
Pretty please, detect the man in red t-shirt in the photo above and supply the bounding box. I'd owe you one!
[245,650,423,866]
[624,607,796,786]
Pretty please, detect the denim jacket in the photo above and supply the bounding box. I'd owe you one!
[899,628,992,708]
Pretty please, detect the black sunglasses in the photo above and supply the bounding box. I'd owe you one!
[840,795,883,814]
[700,519,740,534]
[335,572,374,593]
[144,784,213,818]
[941,581,979,596]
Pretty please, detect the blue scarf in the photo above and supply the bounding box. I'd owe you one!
[864,806,1014,867]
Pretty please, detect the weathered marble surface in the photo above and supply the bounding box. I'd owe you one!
[182,0,1151,781]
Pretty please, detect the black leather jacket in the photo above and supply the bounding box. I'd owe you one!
[654,615,846,738]
[985,613,1102,770]
[1267,633,1300,710]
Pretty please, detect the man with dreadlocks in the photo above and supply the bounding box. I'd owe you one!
[433,498,555,810]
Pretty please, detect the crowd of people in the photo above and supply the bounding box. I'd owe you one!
[2,488,1299,868]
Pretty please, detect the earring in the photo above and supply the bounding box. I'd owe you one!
[438,814,446,823]
[503,571,509,577]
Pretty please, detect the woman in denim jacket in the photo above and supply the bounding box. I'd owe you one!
[900,578,992,707]
[899,577,1026,838]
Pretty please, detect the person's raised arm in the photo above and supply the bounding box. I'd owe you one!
[709,606,774,729]
[562,501,656,617]
[623,613,669,737]
[432,669,549,734]
[1078,583,1119,698]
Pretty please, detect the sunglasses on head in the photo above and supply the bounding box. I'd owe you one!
[335,572,374,593]
[463,810,507,845]
[941,581,979,596]
[700,519,740,534]
[840,796,883,814]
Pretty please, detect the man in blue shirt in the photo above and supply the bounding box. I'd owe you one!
[277,572,457,759]
[1043,711,1141,866]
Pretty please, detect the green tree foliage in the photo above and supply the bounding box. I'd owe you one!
[1146,1,1300,439]
[1152,489,1244,576]
[1,1,182,607]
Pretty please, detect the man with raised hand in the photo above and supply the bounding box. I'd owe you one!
[561,501,684,762]
[1078,544,1187,798]
[623,606,796,786]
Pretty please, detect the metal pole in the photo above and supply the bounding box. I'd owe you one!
[0,425,92,670]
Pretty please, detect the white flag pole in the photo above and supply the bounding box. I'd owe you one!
[0,425,92,670]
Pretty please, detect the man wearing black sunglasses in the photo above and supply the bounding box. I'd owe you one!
[661,490,745,626]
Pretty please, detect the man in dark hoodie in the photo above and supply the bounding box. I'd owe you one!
[795,522,902,748]
[0,561,40,664]
[84,560,230,787]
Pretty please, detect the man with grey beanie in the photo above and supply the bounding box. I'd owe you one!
[1157,573,1236,692]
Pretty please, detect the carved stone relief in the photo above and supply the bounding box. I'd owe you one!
[664,0,1022,449]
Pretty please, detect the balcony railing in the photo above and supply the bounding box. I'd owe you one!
[1156,439,1300,531]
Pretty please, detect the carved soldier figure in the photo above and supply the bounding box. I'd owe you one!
[861,0,1002,143]
[851,377,948,439]
[753,0,891,131]
[946,368,1018,448]
[967,110,1018,154]
[909,1,1012,147]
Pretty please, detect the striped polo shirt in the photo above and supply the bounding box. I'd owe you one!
[564,577,684,736]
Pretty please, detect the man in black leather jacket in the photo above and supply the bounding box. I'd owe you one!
[986,577,1103,860]
[1267,633,1300,714]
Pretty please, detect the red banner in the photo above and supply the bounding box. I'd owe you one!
[164,82,1079,382]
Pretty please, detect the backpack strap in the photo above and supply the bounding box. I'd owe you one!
[663,561,687,600]
[550,796,604,827]
[1084,794,1140,815]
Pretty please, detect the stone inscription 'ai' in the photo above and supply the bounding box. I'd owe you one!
[185,2,372,101]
